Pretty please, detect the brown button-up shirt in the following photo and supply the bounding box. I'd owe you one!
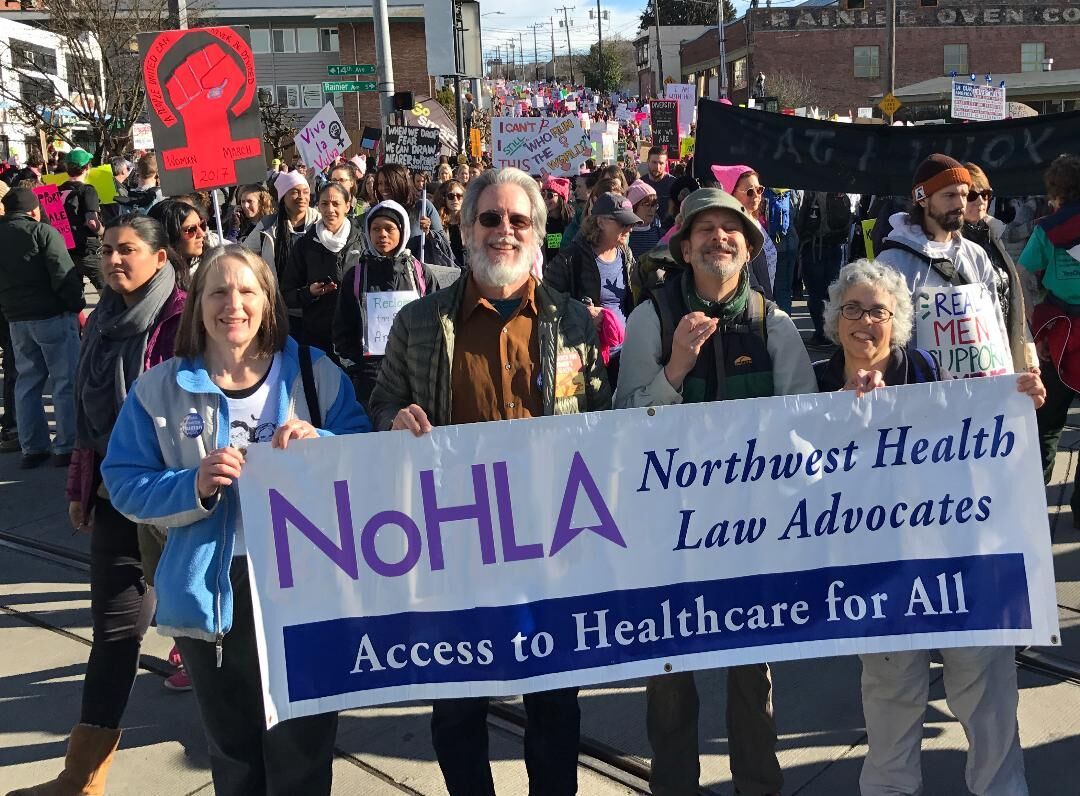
[451,275,544,424]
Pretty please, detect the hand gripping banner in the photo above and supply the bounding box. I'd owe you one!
[138,26,267,196]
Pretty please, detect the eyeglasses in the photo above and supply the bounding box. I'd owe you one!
[477,210,532,230]
[446,192,464,200]
[840,303,894,323]
[181,221,208,238]
[967,190,994,202]
[740,186,765,197]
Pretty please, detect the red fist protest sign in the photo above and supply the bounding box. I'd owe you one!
[139,26,266,196]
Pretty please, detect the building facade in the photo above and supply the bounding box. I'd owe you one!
[634,25,713,99]
[680,0,1080,115]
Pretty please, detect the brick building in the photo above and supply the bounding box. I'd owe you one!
[679,0,1080,116]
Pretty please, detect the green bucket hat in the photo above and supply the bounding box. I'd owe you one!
[668,188,765,268]
[66,147,93,168]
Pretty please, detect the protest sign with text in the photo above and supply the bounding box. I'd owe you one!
[239,377,1057,726]
[665,83,696,136]
[32,185,75,249]
[295,103,352,172]
[650,100,679,160]
[952,82,1007,123]
[491,117,592,176]
[381,125,441,174]
[916,284,1013,378]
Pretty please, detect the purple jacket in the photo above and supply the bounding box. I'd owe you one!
[66,286,187,515]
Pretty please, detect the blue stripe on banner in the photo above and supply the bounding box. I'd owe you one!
[282,553,1030,703]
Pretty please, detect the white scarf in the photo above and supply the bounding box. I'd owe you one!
[316,219,350,253]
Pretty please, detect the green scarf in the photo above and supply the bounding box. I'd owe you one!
[682,268,749,325]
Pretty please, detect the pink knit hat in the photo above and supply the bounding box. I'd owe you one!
[710,164,755,194]
[275,169,308,200]
[626,179,656,209]
[349,155,367,176]
[541,175,570,203]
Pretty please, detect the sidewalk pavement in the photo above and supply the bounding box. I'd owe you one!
[2,330,1079,794]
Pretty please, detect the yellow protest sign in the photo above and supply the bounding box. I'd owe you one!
[679,136,695,159]
[862,219,876,259]
[42,164,118,204]
[469,128,482,160]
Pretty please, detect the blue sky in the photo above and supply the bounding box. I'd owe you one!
[478,0,802,65]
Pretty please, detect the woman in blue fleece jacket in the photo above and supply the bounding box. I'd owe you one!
[101,245,370,795]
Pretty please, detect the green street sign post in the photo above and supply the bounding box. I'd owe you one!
[323,80,377,92]
[327,64,376,77]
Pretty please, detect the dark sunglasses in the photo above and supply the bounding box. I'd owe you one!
[181,221,208,238]
[967,190,993,202]
[477,210,532,230]
[446,192,464,200]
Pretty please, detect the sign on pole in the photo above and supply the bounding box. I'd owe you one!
[951,82,1007,122]
[490,116,592,176]
[323,80,378,93]
[327,64,376,76]
[294,103,353,172]
[650,99,680,160]
[138,26,266,195]
[382,125,441,173]
[239,376,1058,724]
[878,92,902,118]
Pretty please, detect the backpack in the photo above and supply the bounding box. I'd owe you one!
[766,189,794,238]
[909,348,940,383]
[807,192,852,243]
[650,272,774,402]
[352,254,427,300]
[62,181,97,252]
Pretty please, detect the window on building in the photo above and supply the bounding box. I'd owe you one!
[853,46,879,78]
[276,84,300,108]
[272,28,296,54]
[0,135,9,161]
[733,57,747,90]
[1021,42,1045,73]
[65,55,99,96]
[301,84,323,108]
[320,28,339,52]
[251,28,270,54]
[10,39,58,75]
[257,85,274,105]
[297,28,319,53]
[20,74,55,105]
[943,43,968,75]
[333,91,344,109]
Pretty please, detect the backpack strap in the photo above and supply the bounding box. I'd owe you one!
[909,348,940,384]
[879,239,968,286]
[298,344,323,429]
[411,258,427,294]
[649,277,683,366]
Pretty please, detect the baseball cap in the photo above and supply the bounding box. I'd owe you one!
[591,192,641,226]
[66,148,93,169]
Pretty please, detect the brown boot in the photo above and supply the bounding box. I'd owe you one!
[6,724,122,796]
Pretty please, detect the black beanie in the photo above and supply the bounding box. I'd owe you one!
[2,187,40,216]
[367,207,404,239]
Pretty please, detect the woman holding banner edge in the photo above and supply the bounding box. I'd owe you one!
[815,258,1044,796]
[99,245,370,795]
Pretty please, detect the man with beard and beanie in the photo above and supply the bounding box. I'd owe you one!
[616,188,815,796]
[863,152,1037,795]
[368,167,611,796]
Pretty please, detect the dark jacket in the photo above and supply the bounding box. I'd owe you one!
[0,214,85,321]
[280,220,364,355]
[544,235,639,318]
[813,345,942,392]
[367,276,612,431]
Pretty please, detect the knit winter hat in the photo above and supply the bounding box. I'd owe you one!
[275,170,308,200]
[912,154,971,202]
[710,164,755,194]
[626,179,657,209]
[541,175,570,203]
[2,187,40,215]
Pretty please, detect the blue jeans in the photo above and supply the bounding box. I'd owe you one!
[0,307,16,431]
[803,242,845,335]
[773,231,800,315]
[8,313,80,455]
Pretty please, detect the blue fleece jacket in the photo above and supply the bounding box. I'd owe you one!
[101,338,371,643]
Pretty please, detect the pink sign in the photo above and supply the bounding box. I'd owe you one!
[33,185,76,250]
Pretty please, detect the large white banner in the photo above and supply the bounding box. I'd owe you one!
[490,116,592,176]
[239,377,1058,726]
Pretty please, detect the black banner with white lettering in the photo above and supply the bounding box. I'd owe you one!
[381,125,441,174]
[693,99,1080,196]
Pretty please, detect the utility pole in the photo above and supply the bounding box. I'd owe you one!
[550,17,558,81]
[596,0,603,90]
[452,0,465,155]
[717,0,728,98]
[372,0,396,126]
[519,32,525,82]
[557,6,575,85]
[885,0,896,122]
[507,40,515,81]
[530,23,543,83]
[652,0,663,96]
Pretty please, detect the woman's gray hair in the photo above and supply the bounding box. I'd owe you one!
[824,259,914,347]
[460,167,547,241]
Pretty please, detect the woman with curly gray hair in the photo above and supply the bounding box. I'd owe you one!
[812,259,933,392]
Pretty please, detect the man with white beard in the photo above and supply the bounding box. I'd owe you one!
[367,166,611,796]
[615,188,815,796]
